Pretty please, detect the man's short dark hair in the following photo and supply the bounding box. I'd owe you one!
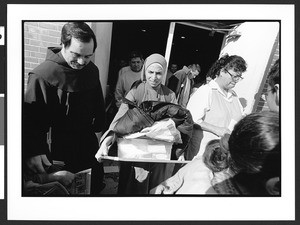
[61,22,97,52]
[129,50,143,61]
[268,59,280,88]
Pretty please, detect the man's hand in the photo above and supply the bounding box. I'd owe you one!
[25,154,52,174]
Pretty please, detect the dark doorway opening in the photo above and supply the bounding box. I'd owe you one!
[107,21,226,91]
[170,23,225,85]
[107,21,170,90]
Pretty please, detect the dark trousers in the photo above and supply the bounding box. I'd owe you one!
[90,160,105,195]
[117,162,173,195]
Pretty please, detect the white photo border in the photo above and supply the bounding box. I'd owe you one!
[7,4,295,221]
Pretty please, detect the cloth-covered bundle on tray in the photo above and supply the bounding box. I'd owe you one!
[117,118,182,161]
[113,98,194,160]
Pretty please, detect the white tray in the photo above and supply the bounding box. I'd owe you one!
[99,155,191,164]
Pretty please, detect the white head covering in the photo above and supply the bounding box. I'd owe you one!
[141,53,167,82]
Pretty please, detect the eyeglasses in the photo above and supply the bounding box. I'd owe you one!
[224,68,244,82]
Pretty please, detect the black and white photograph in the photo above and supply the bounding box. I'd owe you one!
[2,3,297,223]
[21,20,280,197]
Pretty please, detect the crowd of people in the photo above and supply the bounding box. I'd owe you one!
[22,22,280,196]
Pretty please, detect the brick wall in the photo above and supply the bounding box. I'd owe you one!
[24,22,65,91]
[255,35,280,112]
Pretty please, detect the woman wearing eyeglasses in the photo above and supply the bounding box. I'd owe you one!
[185,54,247,159]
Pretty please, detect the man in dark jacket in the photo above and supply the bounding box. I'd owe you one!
[167,64,201,108]
[23,22,106,195]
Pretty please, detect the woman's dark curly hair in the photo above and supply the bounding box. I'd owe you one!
[206,54,247,79]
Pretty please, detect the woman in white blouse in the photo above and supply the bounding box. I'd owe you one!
[186,54,247,158]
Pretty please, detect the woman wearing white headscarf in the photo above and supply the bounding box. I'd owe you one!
[97,53,177,194]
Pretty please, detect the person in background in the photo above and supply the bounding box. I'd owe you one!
[97,53,177,194]
[263,59,279,112]
[118,59,128,71]
[165,63,178,87]
[205,75,213,84]
[151,111,280,195]
[23,22,106,195]
[116,59,130,81]
[186,54,247,158]
[191,75,213,96]
[114,50,144,108]
[168,63,201,108]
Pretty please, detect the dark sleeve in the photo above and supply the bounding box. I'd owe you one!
[23,73,51,160]
[92,83,106,133]
[168,71,186,96]
[175,71,186,95]
[167,75,179,94]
